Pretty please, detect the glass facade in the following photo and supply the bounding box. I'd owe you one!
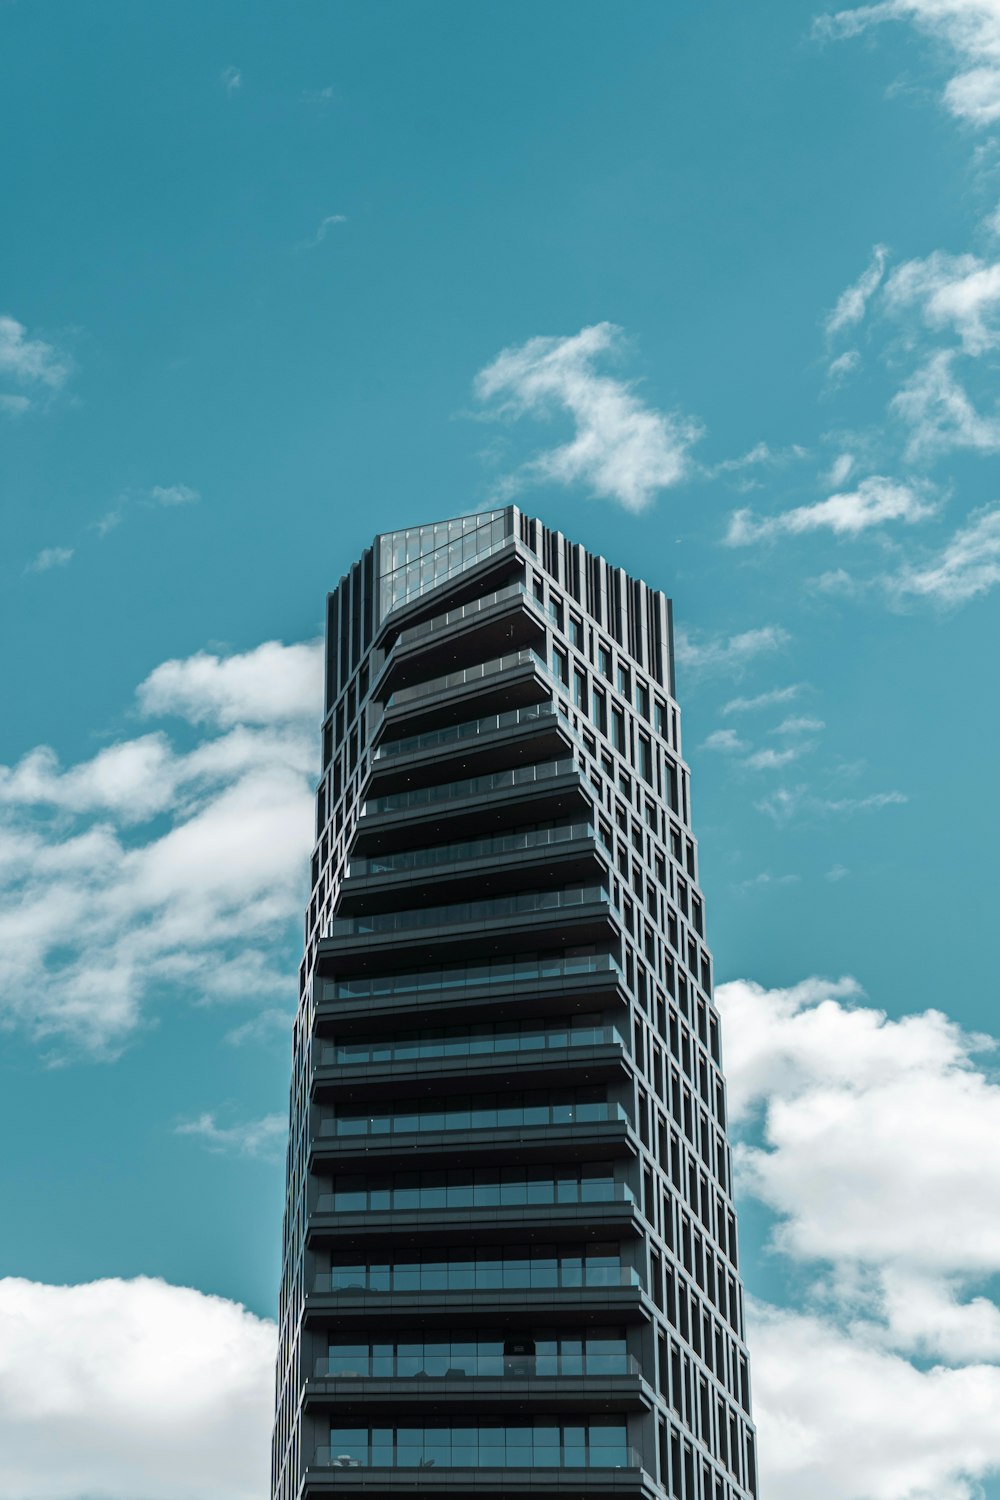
[377,509,512,621]
[320,1420,632,1470]
[272,508,758,1500]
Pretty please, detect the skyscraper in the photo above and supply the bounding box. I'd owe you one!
[272,507,758,1500]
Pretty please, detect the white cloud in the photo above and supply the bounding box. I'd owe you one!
[826,348,862,384]
[674,624,790,676]
[722,684,804,715]
[771,715,826,734]
[736,871,800,893]
[826,452,856,486]
[138,640,323,727]
[721,975,1000,1496]
[474,322,703,512]
[885,250,1000,354]
[892,349,1000,458]
[749,1300,1000,1500]
[0,640,321,1053]
[826,244,889,335]
[225,1008,294,1047]
[150,483,200,507]
[176,1112,287,1161]
[817,1,1000,126]
[726,475,937,544]
[742,744,812,770]
[826,863,850,880]
[299,213,347,250]
[702,728,748,753]
[884,501,1000,604]
[0,313,72,413]
[24,546,73,574]
[721,972,1000,1274]
[755,785,907,820]
[221,65,242,93]
[0,1276,275,1500]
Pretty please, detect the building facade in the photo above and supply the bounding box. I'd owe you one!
[272,507,758,1500]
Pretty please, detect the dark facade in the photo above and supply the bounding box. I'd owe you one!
[272,507,758,1500]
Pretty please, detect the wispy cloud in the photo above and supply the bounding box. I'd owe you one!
[884,251,1000,355]
[474,322,703,513]
[756,785,908,821]
[24,546,73,575]
[826,349,862,386]
[0,313,72,414]
[743,744,813,772]
[702,728,748,753]
[175,1111,287,1161]
[726,476,937,545]
[736,871,800,893]
[221,65,242,94]
[674,624,790,677]
[892,350,1000,460]
[94,483,201,539]
[826,244,889,336]
[816,2,1000,126]
[224,1008,294,1047]
[299,213,347,250]
[722,684,804,716]
[771,715,826,735]
[884,502,1000,606]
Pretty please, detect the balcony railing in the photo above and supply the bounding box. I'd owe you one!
[310,1446,641,1471]
[385,648,546,711]
[313,1265,642,1294]
[315,1354,642,1380]
[373,701,556,763]
[315,1024,625,1069]
[329,885,606,940]
[347,819,593,878]
[363,758,576,818]
[318,1100,627,1139]
[315,1182,635,1214]
[393,580,546,649]
[317,950,623,1003]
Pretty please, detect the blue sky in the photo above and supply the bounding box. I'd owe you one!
[2,3,1000,1498]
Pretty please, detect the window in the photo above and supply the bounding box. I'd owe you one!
[549,595,564,631]
[617,664,631,698]
[598,644,612,680]
[638,733,653,785]
[553,646,569,687]
[570,615,584,650]
[592,687,608,736]
[636,683,650,720]
[533,575,545,604]
[612,707,626,754]
[573,669,587,711]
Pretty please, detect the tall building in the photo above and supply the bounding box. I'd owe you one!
[272,507,758,1500]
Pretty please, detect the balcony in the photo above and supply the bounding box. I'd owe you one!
[302,1457,656,1500]
[313,951,629,1032]
[321,885,614,973]
[352,757,589,855]
[375,583,547,702]
[304,1354,647,1416]
[369,703,568,797]
[336,822,605,917]
[378,649,552,738]
[308,1103,634,1171]
[306,1188,643,1252]
[310,1027,629,1101]
[304,1268,649,1331]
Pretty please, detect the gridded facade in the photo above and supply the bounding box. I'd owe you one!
[272,507,758,1500]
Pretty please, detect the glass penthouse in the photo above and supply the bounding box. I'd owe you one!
[272,507,758,1500]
